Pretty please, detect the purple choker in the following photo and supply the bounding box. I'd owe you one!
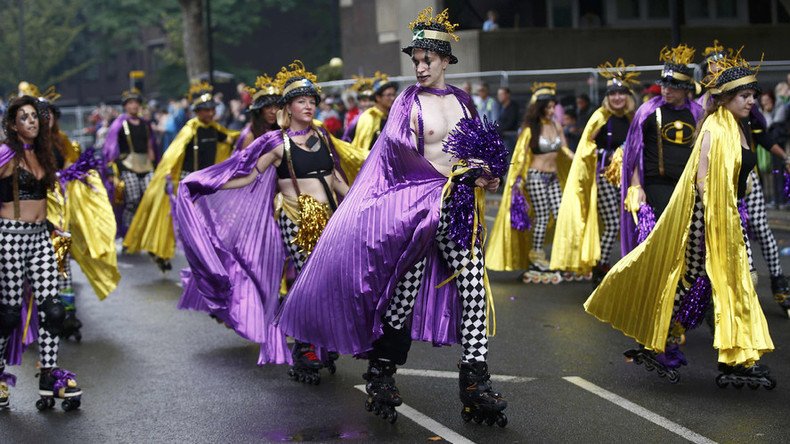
[23,143,34,151]
[287,127,311,137]
[417,85,453,96]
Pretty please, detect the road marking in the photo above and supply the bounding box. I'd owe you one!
[117,261,134,269]
[353,385,475,444]
[563,377,717,444]
[398,368,534,383]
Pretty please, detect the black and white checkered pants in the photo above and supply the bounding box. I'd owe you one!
[0,219,61,368]
[384,209,488,363]
[527,169,562,252]
[597,175,620,264]
[745,171,783,277]
[672,194,755,314]
[277,211,309,274]
[120,170,153,230]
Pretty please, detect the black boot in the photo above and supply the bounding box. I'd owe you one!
[363,358,401,423]
[458,361,508,427]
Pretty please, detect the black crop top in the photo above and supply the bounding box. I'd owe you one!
[276,136,334,180]
[118,119,150,155]
[0,168,48,202]
[738,147,757,199]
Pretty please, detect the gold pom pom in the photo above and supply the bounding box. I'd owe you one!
[51,231,73,278]
[604,147,623,186]
[293,195,330,254]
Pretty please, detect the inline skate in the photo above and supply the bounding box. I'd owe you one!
[715,363,776,390]
[623,344,685,383]
[287,342,323,385]
[362,359,401,423]
[521,250,561,284]
[0,365,15,409]
[459,361,507,427]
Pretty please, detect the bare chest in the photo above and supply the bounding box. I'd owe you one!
[411,94,467,147]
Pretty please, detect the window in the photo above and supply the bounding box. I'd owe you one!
[616,0,640,19]
[647,1,669,18]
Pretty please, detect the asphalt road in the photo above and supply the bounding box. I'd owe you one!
[2,226,789,443]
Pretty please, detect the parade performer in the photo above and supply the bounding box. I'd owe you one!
[235,74,281,151]
[101,89,157,237]
[486,82,574,284]
[700,41,790,317]
[621,44,703,255]
[341,75,376,142]
[277,7,509,426]
[0,96,82,411]
[585,52,776,390]
[123,82,238,272]
[177,61,354,383]
[550,60,639,286]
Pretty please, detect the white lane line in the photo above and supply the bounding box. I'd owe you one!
[399,368,534,383]
[563,377,717,444]
[117,261,134,269]
[353,385,475,444]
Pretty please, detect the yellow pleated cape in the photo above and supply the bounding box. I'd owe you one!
[485,127,571,271]
[123,118,237,259]
[550,108,612,273]
[584,107,773,366]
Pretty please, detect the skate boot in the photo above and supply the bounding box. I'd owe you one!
[770,275,790,318]
[715,363,776,390]
[287,342,323,385]
[37,367,82,411]
[59,289,82,342]
[623,344,685,383]
[459,361,508,427]
[591,262,611,288]
[149,253,172,273]
[0,366,16,409]
[323,351,340,375]
[362,359,402,424]
[521,250,562,284]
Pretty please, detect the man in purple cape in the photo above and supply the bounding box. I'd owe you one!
[101,89,158,237]
[621,44,703,255]
[276,6,508,426]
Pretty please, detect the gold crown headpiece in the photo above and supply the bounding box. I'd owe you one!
[659,44,696,66]
[598,58,641,90]
[187,81,213,103]
[702,39,727,58]
[246,74,280,100]
[530,82,557,104]
[350,75,375,95]
[17,82,60,103]
[409,7,460,42]
[122,87,143,102]
[702,47,762,93]
[275,60,321,96]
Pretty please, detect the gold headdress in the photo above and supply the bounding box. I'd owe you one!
[350,75,375,96]
[598,58,641,91]
[702,39,730,62]
[702,47,761,95]
[408,7,460,42]
[275,60,321,98]
[121,87,143,103]
[659,44,696,65]
[17,81,60,102]
[530,82,557,104]
[246,74,280,101]
[188,81,214,107]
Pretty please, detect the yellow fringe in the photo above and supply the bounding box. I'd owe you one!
[603,147,623,186]
[293,194,330,254]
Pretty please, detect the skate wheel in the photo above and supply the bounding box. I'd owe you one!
[540,275,551,284]
[733,381,744,389]
[327,364,336,375]
[36,398,50,411]
[550,275,562,284]
[75,333,82,342]
[765,376,777,390]
[643,361,655,371]
[62,398,80,411]
[312,375,321,386]
[373,404,381,416]
[287,368,296,378]
[656,368,666,377]
[715,375,728,388]
[388,410,398,424]
[473,414,484,424]
[365,398,374,412]
[748,382,760,390]
[496,413,508,428]
[667,371,680,384]
[485,415,496,426]
[461,408,473,422]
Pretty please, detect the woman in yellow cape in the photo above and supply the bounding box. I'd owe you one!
[550,60,638,285]
[584,54,775,388]
[486,82,572,284]
[122,83,239,272]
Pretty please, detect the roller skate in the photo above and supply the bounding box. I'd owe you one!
[323,351,339,375]
[459,361,508,427]
[362,359,402,424]
[715,363,776,390]
[149,253,172,273]
[592,262,611,288]
[59,289,82,342]
[0,366,16,409]
[36,367,82,411]
[521,250,562,284]
[287,342,322,385]
[770,275,790,318]
[623,344,685,383]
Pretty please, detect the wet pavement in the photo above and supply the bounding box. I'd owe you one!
[2,223,790,443]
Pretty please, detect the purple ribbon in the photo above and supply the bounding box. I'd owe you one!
[738,198,749,233]
[51,368,77,393]
[0,371,17,387]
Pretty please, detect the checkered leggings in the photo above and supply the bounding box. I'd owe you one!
[597,175,620,264]
[0,219,60,368]
[277,211,310,274]
[672,194,755,315]
[527,170,562,252]
[120,170,153,230]
[384,209,488,363]
[745,171,783,277]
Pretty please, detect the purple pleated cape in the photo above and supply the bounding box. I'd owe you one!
[275,84,476,355]
[234,124,252,152]
[341,115,360,142]
[175,127,346,365]
[620,96,703,255]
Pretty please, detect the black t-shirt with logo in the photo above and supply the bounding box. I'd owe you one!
[642,105,696,180]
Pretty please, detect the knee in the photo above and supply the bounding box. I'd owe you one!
[0,305,22,336]
[39,299,66,336]
[370,323,412,365]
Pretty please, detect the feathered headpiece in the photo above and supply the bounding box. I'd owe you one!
[351,71,395,98]
[245,74,281,110]
[703,47,761,96]
[530,82,557,104]
[121,88,143,104]
[188,81,215,110]
[702,39,729,63]
[275,60,321,105]
[17,82,60,102]
[403,7,460,64]
[598,58,641,93]
[657,44,696,90]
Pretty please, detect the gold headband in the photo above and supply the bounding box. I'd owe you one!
[530,88,556,104]
[710,74,758,95]
[412,29,452,42]
[253,87,279,100]
[661,69,693,82]
[282,79,315,96]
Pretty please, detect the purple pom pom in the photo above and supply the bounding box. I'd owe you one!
[444,183,476,246]
[510,177,531,231]
[636,204,656,244]
[674,276,711,331]
[443,116,509,178]
[656,344,688,370]
[738,198,749,233]
[57,148,102,188]
[784,171,790,201]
